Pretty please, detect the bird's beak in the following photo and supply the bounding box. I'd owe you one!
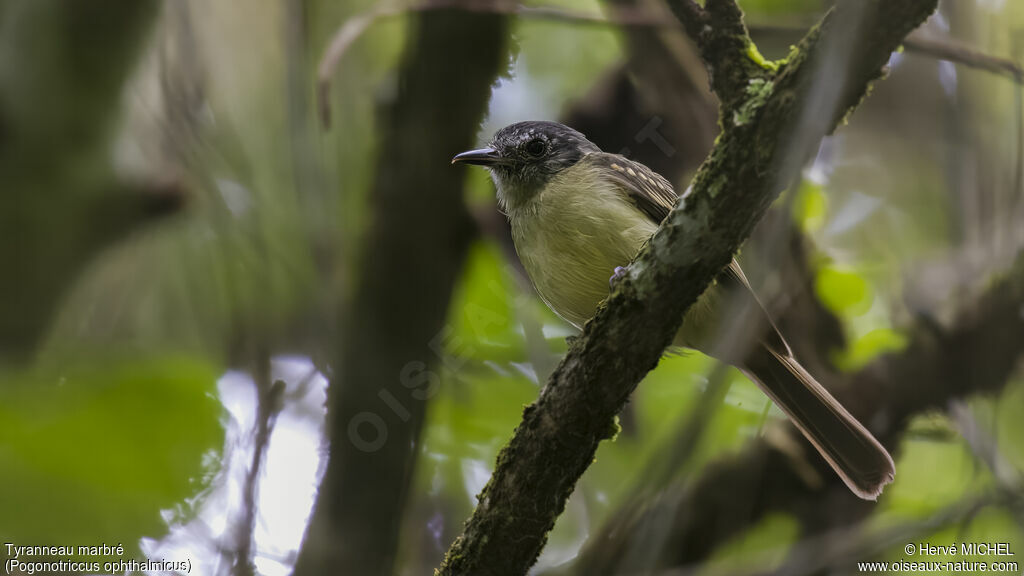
[451,147,502,166]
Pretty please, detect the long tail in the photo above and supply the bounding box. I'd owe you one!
[742,344,895,500]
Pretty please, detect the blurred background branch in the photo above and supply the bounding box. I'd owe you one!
[570,251,1024,574]
[0,0,181,361]
[292,5,510,576]
[316,0,1024,127]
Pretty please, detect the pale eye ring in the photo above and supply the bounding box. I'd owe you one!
[524,138,546,158]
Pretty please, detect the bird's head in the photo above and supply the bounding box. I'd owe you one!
[452,121,599,210]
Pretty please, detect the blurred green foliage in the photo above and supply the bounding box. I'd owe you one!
[704,513,800,574]
[0,355,221,556]
[815,265,873,317]
[2,0,1023,572]
[792,180,829,233]
[737,0,823,18]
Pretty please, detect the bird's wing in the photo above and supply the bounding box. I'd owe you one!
[584,153,678,224]
[586,152,791,358]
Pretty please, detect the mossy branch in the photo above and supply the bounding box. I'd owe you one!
[437,1,939,575]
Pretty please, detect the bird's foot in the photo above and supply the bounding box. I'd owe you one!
[609,266,628,289]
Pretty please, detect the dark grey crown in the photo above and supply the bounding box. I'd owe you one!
[490,121,598,168]
[486,121,600,207]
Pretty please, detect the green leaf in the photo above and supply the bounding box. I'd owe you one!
[815,265,873,317]
[447,241,517,354]
[0,355,222,556]
[792,180,828,233]
[834,327,907,372]
[875,422,978,518]
[705,513,800,573]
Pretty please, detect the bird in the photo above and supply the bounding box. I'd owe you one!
[452,120,895,500]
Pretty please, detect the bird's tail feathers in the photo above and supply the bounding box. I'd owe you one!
[742,344,895,500]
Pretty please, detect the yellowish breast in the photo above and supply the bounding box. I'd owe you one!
[508,163,657,328]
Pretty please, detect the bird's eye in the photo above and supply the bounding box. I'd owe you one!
[524,138,547,158]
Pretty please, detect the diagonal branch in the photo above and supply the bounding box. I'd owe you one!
[437,0,939,574]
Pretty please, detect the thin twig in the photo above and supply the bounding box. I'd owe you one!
[948,401,1023,497]
[648,492,1006,576]
[315,0,671,127]
[316,1,1024,128]
[317,2,399,127]
[903,34,1024,82]
[1015,81,1024,247]
[754,492,1014,576]
[234,353,285,576]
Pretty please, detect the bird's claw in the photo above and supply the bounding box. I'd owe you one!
[609,266,627,289]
